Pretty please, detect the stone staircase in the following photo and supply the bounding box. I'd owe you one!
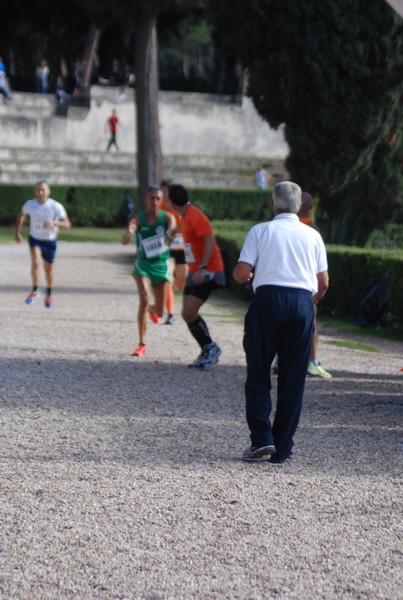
[0,147,288,188]
[0,90,289,188]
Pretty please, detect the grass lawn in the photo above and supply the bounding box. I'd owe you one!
[0,226,124,243]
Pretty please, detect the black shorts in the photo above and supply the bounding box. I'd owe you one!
[170,249,186,265]
[183,279,220,302]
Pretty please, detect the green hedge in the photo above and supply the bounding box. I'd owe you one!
[214,233,403,330]
[0,184,271,227]
[321,246,403,328]
[0,184,139,227]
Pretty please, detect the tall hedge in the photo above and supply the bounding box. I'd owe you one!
[0,184,271,226]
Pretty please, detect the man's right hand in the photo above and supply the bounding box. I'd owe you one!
[15,233,22,244]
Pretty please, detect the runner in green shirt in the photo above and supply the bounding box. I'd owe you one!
[122,185,174,356]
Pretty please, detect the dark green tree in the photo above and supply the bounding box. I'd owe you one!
[211,0,403,242]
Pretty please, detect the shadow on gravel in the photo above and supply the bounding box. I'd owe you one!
[0,356,401,475]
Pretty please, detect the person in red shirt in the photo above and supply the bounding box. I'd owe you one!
[106,109,120,151]
[168,183,225,369]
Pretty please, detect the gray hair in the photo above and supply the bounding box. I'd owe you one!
[272,181,302,214]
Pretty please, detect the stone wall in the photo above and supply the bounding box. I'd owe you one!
[0,87,288,159]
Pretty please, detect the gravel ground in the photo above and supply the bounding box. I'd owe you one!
[0,241,402,600]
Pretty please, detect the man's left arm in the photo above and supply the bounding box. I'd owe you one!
[313,271,329,305]
[233,261,254,284]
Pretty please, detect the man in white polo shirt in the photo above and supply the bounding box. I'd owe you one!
[15,180,71,308]
[233,181,329,464]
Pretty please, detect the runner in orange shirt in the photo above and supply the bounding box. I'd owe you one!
[168,183,225,369]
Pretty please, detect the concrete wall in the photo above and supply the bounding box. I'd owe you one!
[0,87,288,161]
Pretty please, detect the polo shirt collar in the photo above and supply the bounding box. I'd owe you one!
[273,212,299,221]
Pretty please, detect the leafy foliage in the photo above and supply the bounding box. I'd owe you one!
[211,0,403,242]
[365,224,403,250]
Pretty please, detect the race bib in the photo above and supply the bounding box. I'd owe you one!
[184,243,196,263]
[142,233,168,258]
[33,220,45,235]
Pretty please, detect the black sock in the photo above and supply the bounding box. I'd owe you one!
[47,288,52,295]
[33,286,38,292]
[188,316,212,349]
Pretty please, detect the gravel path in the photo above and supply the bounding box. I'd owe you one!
[1,241,402,600]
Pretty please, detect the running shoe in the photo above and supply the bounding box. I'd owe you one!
[164,313,174,325]
[242,445,276,462]
[131,344,147,357]
[188,342,221,369]
[149,311,159,324]
[188,351,205,369]
[25,291,39,304]
[307,361,332,379]
[44,294,53,309]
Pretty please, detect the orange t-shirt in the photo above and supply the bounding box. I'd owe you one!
[160,199,181,225]
[160,199,184,250]
[180,204,223,273]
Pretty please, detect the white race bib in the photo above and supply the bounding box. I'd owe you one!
[33,220,45,235]
[142,233,168,258]
[184,243,196,263]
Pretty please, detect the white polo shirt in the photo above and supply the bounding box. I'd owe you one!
[239,213,328,294]
[22,198,67,241]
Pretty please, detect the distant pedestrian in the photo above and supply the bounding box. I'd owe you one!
[0,56,7,75]
[106,109,120,151]
[233,181,329,464]
[36,60,49,94]
[0,72,12,102]
[15,180,71,309]
[255,164,271,189]
[55,75,69,107]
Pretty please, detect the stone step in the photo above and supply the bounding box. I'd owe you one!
[0,147,288,188]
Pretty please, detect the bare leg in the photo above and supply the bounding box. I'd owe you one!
[182,294,205,324]
[134,275,150,344]
[43,259,53,290]
[150,281,169,318]
[173,263,187,292]
[30,246,41,288]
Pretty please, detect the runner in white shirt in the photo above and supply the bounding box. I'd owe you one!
[15,180,71,308]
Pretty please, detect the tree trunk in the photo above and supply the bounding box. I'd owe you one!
[83,22,102,88]
[135,11,163,199]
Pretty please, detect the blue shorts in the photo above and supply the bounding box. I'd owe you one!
[29,236,57,264]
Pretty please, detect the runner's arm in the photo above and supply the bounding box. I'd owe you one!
[122,217,138,245]
[15,212,26,243]
[165,212,176,243]
[198,234,215,269]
